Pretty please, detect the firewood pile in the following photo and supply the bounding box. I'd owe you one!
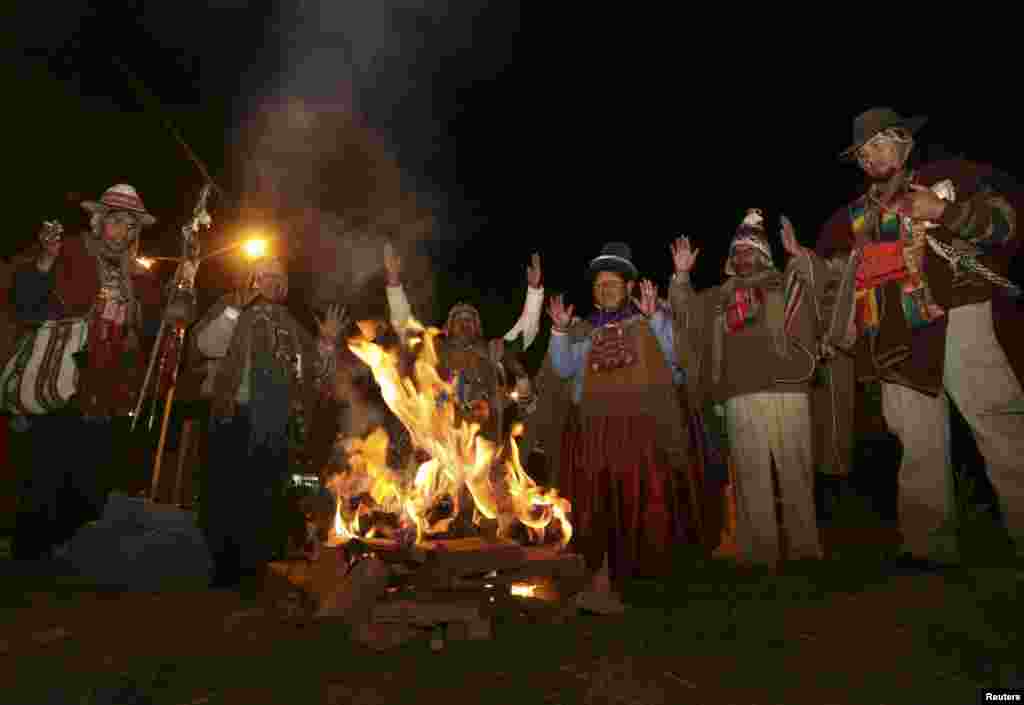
[265,536,591,651]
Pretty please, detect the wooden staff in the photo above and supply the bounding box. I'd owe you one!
[173,418,194,506]
[149,323,186,501]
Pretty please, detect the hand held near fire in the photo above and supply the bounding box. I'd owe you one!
[384,242,402,287]
[547,294,574,332]
[671,236,699,275]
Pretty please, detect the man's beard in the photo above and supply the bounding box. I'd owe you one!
[867,164,902,183]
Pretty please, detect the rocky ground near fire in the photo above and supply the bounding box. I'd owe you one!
[0,529,1021,705]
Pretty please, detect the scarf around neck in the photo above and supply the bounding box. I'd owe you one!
[711,268,790,386]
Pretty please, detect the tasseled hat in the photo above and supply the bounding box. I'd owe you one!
[443,302,482,338]
[725,208,775,276]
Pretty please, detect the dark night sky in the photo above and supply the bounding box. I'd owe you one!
[5,5,1021,366]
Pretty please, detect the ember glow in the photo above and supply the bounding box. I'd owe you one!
[509,583,538,598]
[330,317,572,548]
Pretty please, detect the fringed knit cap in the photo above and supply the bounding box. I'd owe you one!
[725,208,774,276]
[443,302,482,338]
[81,184,157,226]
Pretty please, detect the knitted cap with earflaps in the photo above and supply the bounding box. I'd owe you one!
[725,208,775,276]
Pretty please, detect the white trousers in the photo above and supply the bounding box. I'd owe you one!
[725,392,822,566]
[882,300,1024,556]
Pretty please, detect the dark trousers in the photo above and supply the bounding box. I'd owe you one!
[202,407,290,585]
[10,410,113,559]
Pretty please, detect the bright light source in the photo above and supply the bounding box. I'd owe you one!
[136,257,154,270]
[243,238,268,259]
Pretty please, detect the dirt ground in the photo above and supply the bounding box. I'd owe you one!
[1,540,1018,705]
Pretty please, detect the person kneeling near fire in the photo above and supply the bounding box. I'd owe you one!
[545,242,692,609]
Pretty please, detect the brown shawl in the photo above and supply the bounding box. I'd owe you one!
[521,316,690,486]
[206,295,330,460]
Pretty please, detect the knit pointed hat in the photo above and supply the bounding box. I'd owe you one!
[725,208,774,276]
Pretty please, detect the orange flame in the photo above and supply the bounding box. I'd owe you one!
[329,317,572,548]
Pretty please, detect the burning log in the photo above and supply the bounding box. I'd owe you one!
[425,537,529,576]
[314,556,391,624]
[329,317,573,549]
[448,547,585,589]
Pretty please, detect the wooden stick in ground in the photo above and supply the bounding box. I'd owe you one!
[173,419,193,506]
[149,383,177,502]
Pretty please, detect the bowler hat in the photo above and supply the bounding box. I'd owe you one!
[586,242,639,281]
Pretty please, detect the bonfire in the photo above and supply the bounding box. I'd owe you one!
[328,317,572,549]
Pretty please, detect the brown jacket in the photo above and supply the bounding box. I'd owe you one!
[5,235,162,416]
[816,159,1023,395]
[195,292,338,470]
[669,255,832,407]
[670,255,855,475]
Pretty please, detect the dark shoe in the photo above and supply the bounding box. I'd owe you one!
[883,551,954,576]
[210,569,242,589]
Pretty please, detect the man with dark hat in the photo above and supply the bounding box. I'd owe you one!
[545,242,691,606]
[6,185,163,559]
[669,210,837,569]
[815,107,1024,566]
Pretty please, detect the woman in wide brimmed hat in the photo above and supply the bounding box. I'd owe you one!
[7,184,163,560]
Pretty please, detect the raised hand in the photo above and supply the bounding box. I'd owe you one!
[527,252,542,289]
[780,214,811,258]
[316,303,347,344]
[547,294,574,330]
[632,279,659,317]
[36,221,63,271]
[670,236,699,274]
[488,337,505,363]
[383,242,402,285]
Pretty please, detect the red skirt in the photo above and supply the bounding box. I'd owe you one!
[559,411,691,584]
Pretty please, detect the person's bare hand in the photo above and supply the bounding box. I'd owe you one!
[780,214,811,258]
[547,294,574,330]
[384,242,402,285]
[316,304,347,343]
[488,338,505,363]
[670,236,699,274]
[36,221,63,271]
[632,279,659,317]
[527,252,542,289]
